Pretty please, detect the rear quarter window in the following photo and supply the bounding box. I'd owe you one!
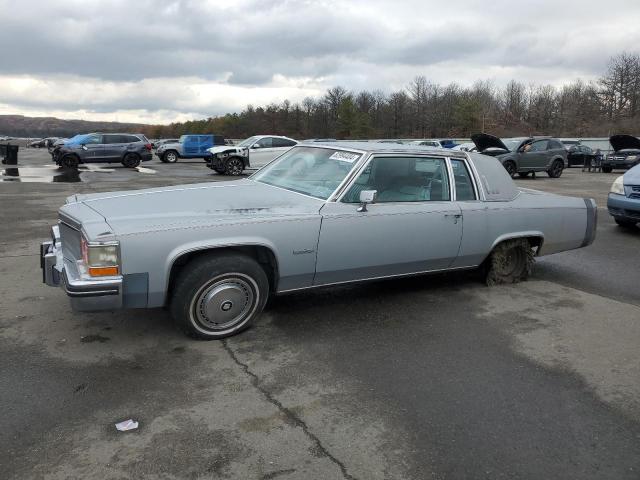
[469,153,518,201]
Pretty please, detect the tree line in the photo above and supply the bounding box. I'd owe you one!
[146,52,640,140]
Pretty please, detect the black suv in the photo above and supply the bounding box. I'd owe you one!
[471,134,568,178]
[55,133,152,169]
[602,135,640,173]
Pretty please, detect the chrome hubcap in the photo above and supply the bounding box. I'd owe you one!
[192,275,256,331]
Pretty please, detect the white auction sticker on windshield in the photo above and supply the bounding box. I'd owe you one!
[329,151,359,163]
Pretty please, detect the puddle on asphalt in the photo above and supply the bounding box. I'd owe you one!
[0,164,156,183]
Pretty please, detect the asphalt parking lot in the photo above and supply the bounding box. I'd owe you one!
[1,149,639,479]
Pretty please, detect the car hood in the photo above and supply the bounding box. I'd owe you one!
[471,133,510,152]
[68,179,323,236]
[207,145,248,155]
[609,135,640,152]
[623,163,640,184]
[158,142,180,150]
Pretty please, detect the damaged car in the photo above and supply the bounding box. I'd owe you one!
[41,143,597,340]
[205,135,297,175]
[471,133,567,178]
[602,135,640,173]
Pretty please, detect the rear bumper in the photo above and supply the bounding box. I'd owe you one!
[40,226,123,311]
[607,193,640,222]
[582,198,597,247]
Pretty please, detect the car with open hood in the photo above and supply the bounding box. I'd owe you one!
[607,163,640,227]
[602,135,640,173]
[40,143,596,340]
[471,133,567,178]
[205,135,297,175]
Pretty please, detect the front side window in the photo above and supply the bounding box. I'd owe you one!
[252,146,361,200]
[343,156,450,203]
[255,137,273,148]
[451,159,476,201]
[237,136,259,147]
[528,140,549,152]
[83,134,102,145]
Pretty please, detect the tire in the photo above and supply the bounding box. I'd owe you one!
[224,157,244,176]
[170,253,269,340]
[484,238,534,286]
[503,160,517,177]
[614,218,637,228]
[61,154,79,170]
[121,153,141,168]
[518,172,530,178]
[602,165,612,173]
[164,150,179,163]
[547,159,564,178]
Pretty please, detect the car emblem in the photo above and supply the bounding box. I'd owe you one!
[221,301,233,312]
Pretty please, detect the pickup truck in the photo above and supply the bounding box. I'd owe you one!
[157,134,226,163]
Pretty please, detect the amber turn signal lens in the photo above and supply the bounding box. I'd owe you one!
[88,266,119,277]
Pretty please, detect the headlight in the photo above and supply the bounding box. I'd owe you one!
[80,236,120,277]
[610,175,625,195]
[626,155,637,161]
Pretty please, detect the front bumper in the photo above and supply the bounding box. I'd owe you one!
[40,225,123,311]
[603,158,639,169]
[607,193,640,222]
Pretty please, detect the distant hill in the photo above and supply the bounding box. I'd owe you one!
[0,115,153,138]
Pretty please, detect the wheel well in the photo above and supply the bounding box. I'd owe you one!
[61,153,81,164]
[483,235,544,265]
[167,245,279,301]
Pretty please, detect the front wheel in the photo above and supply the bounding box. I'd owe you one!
[164,150,178,163]
[61,155,79,170]
[484,238,534,286]
[503,161,517,177]
[224,157,244,176]
[547,159,564,178]
[170,253,269,339]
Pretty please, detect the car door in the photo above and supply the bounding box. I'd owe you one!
[520,139,548,169]
[314,155,463,285]
[101,134,125,162]
[248,137,276,168]
[80,134,104,162]
[183,136,199,156]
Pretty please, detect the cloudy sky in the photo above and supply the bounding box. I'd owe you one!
[1,0,639,124]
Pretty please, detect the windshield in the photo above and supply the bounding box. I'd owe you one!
[252,146,362,200]
[237,136,260,148]
[502,139,524,151]
[178,135,187,143]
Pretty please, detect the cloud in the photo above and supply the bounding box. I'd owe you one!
[1,0,639,123]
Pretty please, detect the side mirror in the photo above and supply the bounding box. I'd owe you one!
[251,144,260,149]
[357,190,377,212]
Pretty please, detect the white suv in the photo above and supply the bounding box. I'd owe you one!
[206,135,298,175]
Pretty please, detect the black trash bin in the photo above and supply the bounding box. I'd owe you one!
[1,143,18,165]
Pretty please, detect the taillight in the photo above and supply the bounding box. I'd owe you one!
[145,143,152,151]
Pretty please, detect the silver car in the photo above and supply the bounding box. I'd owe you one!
[40,143,597,339]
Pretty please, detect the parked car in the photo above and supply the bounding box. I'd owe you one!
[409,140,442,148]
[607,163,640,227]
[567,145,597,168]
[561,139,581,150]
[156,134,226,163]
[602,135,640,173]
[452,142,477,152]
[40,143,597,340]
[303,138,338,143]
[205,135,298,175]
[55,133,152,169]
[471,134,567,178]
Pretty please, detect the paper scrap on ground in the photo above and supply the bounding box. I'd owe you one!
[115,419,139,431]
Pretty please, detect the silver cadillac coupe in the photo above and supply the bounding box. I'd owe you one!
[40,143,597,339]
